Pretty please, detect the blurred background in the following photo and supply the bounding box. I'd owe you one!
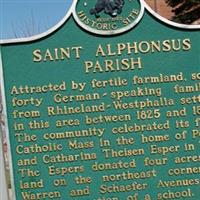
[0,0,73,40]
[145,0,200,25]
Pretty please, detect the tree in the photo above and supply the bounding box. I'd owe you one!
[165,0,200,24]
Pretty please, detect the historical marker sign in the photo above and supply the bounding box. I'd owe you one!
[0,1,200,200]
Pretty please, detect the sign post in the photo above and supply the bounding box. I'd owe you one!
[0,1,200,200]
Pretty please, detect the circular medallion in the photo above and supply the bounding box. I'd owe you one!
[73,0,144,35]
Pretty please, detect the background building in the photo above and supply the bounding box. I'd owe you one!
[145,0,200,24]
[145,0,173,19]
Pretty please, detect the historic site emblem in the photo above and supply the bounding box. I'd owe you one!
[73,0,144,35]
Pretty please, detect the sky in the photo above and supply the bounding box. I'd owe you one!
[0,0,73,40]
